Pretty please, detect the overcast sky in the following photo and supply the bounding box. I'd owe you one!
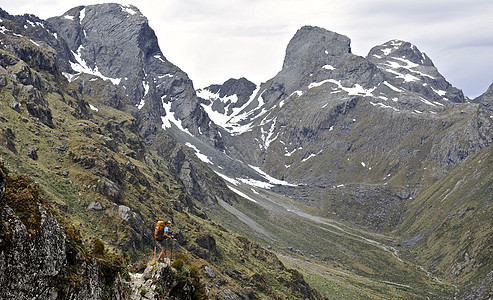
[2,0,493,98]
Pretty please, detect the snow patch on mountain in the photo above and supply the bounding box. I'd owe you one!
[308,79,376,97]
[199,86,262,135]
[379,56,435,83]
[185,142,212,164]
[302,153,316,162]
[260,117,279,149]
[120,4,137,16]
[215,172,240,186]
[383,81,402,92]
[69,45,121,85]
[285,147,302,157]
[154,55,166,63]
[79,8,86,23]
[370,101,400,112]
[249,165,296,187]
[228,186,258,203]
[432,87,447,96]
[322,64,336,70]
[161,97,192,135]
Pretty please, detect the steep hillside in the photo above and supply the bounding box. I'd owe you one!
[395,86,493,299]
[397,144,493,299]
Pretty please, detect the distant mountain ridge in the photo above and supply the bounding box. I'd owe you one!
[196,26,486,175]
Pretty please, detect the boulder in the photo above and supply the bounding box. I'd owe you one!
[26,147,39,160]
[88,202,103,211]
[204,266,216,278]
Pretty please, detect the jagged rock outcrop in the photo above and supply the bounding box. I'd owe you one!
[0,12,89,121]
[0,9,69,81]
[0,161,126,299]
[128,262,204,300]
[0,205,68,299]
[0,198,123,300]
[475,82,493,146]
[0,8,75,73]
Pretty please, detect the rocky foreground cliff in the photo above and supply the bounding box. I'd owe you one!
[0,158,123,299]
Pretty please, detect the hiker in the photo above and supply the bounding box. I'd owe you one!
[156,220,174,262]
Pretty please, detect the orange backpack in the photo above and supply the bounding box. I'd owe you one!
[154,221,165,241]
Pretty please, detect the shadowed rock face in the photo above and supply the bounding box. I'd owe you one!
[0,206,68,299]
[476,82,493,146]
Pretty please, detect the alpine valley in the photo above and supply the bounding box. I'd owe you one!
[0,3,492,300]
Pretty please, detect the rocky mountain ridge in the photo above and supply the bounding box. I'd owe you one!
[195,26,488,185]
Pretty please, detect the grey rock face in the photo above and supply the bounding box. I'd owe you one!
[283,25,351,71]
[96,178,122,203]
[118,205,132,221]
[0,199,124,299]
[204,266,216,278]
[88,201,103,210]
[0,206,66,299]
[9,100,21,112]
[48,4,158,83]
[476,82,493,146]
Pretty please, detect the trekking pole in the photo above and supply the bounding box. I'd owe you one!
[170,239,173,260]
[154,246,156,262]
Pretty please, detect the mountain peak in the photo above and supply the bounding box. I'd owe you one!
[368,39,434,67]
[206,77,256,98]
[48,3,166,105]
[283,25,351,70]
[367,39,466,104]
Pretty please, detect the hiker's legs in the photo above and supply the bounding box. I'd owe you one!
[158,239,168,261]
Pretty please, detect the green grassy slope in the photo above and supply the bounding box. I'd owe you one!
[396,145,493,298]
